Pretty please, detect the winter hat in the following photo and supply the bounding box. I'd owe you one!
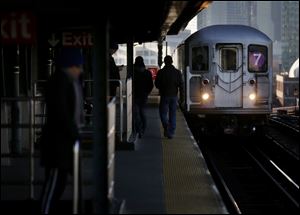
[57,48,84,67]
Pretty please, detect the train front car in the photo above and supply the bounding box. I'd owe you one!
[176,25,273,135]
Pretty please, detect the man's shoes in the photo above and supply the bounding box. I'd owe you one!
[167,131,174,139]
[167,134,174,139]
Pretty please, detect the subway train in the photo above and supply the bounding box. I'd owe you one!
[174,25,273,135]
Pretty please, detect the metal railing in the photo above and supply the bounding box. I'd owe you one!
[1,96,80,205]
[1,96,113,213]
[1,90,86,206]
[126,78,133,142]
[84,79,124,143]
[107,98,116,200]
[1,79,121,212]
[73,140,80,214]
[109,79,123,143]
[1,96,43,199]
[32,79,125,143]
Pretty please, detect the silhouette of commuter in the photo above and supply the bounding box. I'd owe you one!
[155,56,184,139]
[133,56,153,138]
[109,41,120,97]
[40,48,84,214]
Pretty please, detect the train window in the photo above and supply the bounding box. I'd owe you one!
[192,46,208,72]
[248,45,268,72]
[220,48,237,71]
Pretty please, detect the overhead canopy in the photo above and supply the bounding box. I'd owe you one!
[1,0,211,43]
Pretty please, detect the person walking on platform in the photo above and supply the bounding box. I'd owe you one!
[133,56,154,138]
[155,55,184,139]
[109,41,121,98]
[40,48,84,214]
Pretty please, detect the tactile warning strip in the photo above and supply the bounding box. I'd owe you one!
[161,110,227,214]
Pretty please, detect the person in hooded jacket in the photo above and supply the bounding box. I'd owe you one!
[39,48,84,214]
[133,56,153,138]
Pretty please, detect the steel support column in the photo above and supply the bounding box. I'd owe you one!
[158,38,163,68]
[92,18,109,214]
[126,40,135,140]
[165,41,168,56]
[126,41,134,79]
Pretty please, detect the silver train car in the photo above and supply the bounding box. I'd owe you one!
[174,25,273,135]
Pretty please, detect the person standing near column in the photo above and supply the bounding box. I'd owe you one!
[155,55,184,139]
[40,48,84,214]
[133,56,153,138]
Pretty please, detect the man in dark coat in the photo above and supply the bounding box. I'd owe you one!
[133,56,153,138]
[155,55,184,139]
[40,48,84,213]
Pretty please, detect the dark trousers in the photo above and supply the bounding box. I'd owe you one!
[40,168,69,214]
[159,96,177,136]
[133,97,148,134]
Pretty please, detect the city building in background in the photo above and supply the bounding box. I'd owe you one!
[276,74,298,106]
[134,42,159,66]
[113,44,127,65]
[114,42,159,67]
[226,1,252,25]
[276,59,299,107]
[276,58,299,106]
[281,1,299,70]
[197,1,227,29]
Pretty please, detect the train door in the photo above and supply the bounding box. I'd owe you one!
[215,44,243,107]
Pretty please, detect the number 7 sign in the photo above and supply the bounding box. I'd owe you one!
[253,53,262,66]
[249,51,266,71]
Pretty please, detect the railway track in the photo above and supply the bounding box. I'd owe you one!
[269,115,299,135]
[198,136,298,214]
[267,115,299,160]
[186,116,299,214]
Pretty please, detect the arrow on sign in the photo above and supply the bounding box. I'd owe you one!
[48,34,60,47]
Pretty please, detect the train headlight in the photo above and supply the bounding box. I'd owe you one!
[249,93,256,101]
[202,93,210,100]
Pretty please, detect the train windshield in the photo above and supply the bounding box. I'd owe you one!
[248,45,268,72]
[192,46,208,73]
[220,48,237,71]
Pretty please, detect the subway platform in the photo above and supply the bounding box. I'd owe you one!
[114,102,228,214]
[1,101,228,214]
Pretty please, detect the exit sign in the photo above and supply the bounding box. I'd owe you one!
[1,11,36,44]
[48,32,93,47]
